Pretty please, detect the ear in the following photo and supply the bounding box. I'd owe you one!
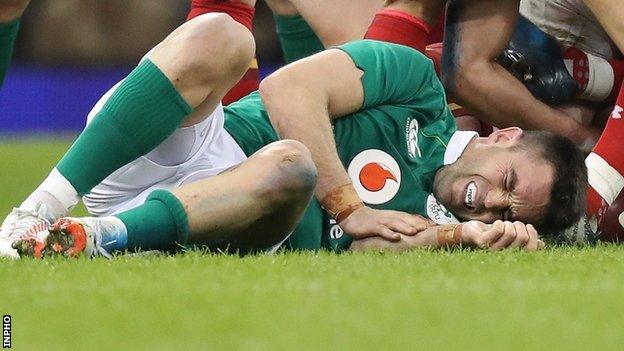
[485,127,523,145]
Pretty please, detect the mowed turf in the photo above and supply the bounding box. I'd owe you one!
[1,138,624,350]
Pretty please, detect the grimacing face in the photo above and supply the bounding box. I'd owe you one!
[433,128,555,225]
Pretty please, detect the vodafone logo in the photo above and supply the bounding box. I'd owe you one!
[612,105,622,119]
[347,149,401,205]
[359,163,397,192]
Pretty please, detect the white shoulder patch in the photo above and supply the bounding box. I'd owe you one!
[426,194,460,225]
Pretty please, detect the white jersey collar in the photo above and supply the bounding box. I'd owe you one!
[443,131,478,165]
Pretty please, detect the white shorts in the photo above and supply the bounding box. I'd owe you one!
[82,82,248,217]
[520,0,616,59]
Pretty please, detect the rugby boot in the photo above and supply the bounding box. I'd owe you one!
[15,217,115,259]
[0,202,55,258]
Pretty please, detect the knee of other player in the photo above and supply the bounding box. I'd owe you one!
[256,140,317,203]
[175,13,255,82]
[265,0,298,16]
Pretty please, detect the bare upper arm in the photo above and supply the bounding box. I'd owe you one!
[443,0,520,83]
[259,48,365,119]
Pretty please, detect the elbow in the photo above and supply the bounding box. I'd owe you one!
[258,69,296,109]
[258,73,280,105]
[442,58,491,101]
[258,72,288,122]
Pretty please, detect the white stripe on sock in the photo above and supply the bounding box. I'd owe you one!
[586,152,624,205]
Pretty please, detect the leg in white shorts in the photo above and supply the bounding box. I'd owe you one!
[80,48,314,253]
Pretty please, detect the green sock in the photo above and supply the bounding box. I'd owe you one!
[116,189,189,251]
[274,15,324,64]
[0,19,20,88]
[56,59,192,195]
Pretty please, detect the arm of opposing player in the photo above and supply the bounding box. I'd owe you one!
[441,0,597,150]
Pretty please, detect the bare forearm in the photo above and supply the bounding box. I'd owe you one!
[453,63,596,142]
[259,49,366,202]
[349,225,448,252]
[442,0,597,147]
[259,61,355,200]
[265,95,351,200]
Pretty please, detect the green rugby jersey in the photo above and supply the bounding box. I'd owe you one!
[224,40,457,252]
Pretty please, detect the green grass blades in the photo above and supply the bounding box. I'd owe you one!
[1,249,624,350]
[1,139,624,350]
[0,138,89,216]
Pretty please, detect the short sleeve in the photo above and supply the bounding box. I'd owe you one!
[336,40,443,110]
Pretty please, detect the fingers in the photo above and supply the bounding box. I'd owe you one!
[489,220,518,251]
[476,220,505,248]
[507,221,530,248]
[369,211,431,240]
[454,218,545,251]
[380,211,431,236]
[377,226,402,242]
[372,212,434,241]
[537,239,546,250]
[523,224,545,251]
[487,221,544,251]
[402,214,435,233]
[384,218,416,235]
[504,222,544,251]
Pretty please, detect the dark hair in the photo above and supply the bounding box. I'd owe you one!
[516,131,588,234]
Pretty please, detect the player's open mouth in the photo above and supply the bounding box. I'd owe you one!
[464,181,477,210]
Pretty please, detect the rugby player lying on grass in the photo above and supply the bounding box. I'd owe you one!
[0,13,587,258]
[269,0,624,245]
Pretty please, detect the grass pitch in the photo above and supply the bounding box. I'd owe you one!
[1,138,624,350]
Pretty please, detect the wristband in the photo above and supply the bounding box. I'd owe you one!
[335,202,365,223]
[321,183,364,223]
[436,223,463,247]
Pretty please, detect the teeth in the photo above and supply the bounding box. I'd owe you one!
[465,181,476,208]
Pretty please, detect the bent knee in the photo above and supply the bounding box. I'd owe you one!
[257,140,317,199]
[158,13,255,81]
[186,13,255,58]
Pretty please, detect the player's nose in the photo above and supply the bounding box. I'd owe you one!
[483,189,510,210]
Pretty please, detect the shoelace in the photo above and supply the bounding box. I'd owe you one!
[4,208,49,240]
[95,245,113,259]
[87,220,112,259]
